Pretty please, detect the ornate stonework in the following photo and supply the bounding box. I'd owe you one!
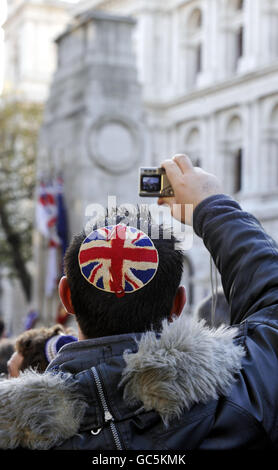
[4,0,278,331]
[87,115,142,174]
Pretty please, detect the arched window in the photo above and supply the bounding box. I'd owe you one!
[188,8,203,30]
[228,115,242,138]
[196,44,202,75]
[236,26,244,61]
[229,0,244,11]
[185,7,203,89]
[234,148,243,193]
[185,127,201,166]
[224,115,244,194]
[235,0,244,10]
[224,0,245,74]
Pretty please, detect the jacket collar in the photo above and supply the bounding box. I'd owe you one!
[48,331,141,373]
[0,313,245,449]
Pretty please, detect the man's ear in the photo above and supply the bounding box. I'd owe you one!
[169,285,186,322]
[59,276,75,315]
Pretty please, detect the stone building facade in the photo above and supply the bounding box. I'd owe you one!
[2,0,278,330]
[71,0,278,307]
[35,10,148,321]
[2,0,71,101]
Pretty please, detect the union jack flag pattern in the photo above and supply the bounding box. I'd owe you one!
[78,224,159,296]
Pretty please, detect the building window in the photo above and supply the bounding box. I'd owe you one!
[224,115,244,194]
[196,44,202,75]
[224,0,245,75]
[236,26,244,61]
[234,148,243,193]
[230,0,244,11]
[185,8,203,89]
[190,8,202,29]
[184,127,201,165]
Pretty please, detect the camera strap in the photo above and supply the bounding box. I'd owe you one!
[210,255,219,327]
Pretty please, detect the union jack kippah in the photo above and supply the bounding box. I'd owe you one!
[78,224,159,297]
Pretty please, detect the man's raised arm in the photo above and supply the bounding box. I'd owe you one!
[158,154,278,325]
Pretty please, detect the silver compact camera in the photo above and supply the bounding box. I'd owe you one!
[139,167,174,198]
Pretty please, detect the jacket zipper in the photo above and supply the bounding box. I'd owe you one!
[91,366,123,450]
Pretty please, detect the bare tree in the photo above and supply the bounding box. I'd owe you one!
[0,97,43,301]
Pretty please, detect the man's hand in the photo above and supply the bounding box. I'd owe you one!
[158,154,222,224]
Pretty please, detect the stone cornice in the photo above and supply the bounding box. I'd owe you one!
[56,9,136,42]
[144,62,278,111]
[3,0,70,29]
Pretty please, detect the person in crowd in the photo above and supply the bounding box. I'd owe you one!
[0,319,14,378]
[0,339,15,378]
[0,154,277,450]
[0,319,5,339]
[195,288,230,327]
[7,324,77,378]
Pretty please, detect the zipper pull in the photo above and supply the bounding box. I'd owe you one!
[104,410,113,422]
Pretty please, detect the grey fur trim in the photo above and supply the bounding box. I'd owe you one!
[121,314,245,426]
[0,369,87,450]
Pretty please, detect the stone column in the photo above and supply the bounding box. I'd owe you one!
[209,0,220,82]
[171,8,181,95]
[269,13,278,59]
[268,138,278,191]
[260,0,278,64]
[241,103,251,194]
[217,142,230,193]
[136,9,157,97]
[206,112,218,175]
[36,10,147,324]
[248,99,261,194]
[260,134,272,193]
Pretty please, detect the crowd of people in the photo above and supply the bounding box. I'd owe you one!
[0,290,228,381]
[0,154,277,452]
[0,290,229,380]
[0,319,78,379]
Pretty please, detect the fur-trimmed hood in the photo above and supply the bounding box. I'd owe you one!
[0,314,245,450]
[0,369,87,450]
[120,315,245,425]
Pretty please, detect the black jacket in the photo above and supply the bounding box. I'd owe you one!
[0,195,278,450]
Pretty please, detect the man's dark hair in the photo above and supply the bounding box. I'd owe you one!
[64,209,184,338]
